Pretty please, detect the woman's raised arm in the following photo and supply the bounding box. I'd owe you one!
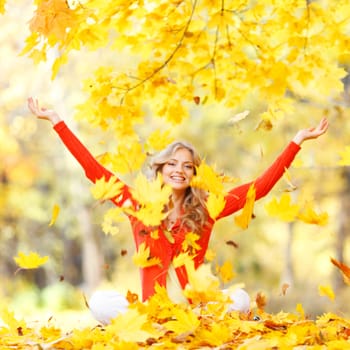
[27,97,132,206]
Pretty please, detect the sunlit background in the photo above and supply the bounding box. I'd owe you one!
[1,1,350,331]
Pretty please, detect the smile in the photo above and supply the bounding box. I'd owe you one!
[170,175,186,181]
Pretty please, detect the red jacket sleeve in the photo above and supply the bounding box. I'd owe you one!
[217,141,301,219]
[53,121,131,205]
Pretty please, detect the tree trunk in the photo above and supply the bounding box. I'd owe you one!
[281,222,295,286]
[78,206,103,295]
[334,167,350,290]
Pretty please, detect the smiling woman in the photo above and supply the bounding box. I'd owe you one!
[149,141,207,233]
[27,97,329,325]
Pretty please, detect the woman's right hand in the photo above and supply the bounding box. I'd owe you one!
[27,97,62,126]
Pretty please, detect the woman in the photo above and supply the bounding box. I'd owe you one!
[28,97,329,324]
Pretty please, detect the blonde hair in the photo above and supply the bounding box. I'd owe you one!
[149,141,208,233]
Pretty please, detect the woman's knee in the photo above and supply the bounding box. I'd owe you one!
[223,288,250,313]
[88,290,129,325]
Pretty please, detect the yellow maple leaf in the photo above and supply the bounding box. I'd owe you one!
[145,129,174,152]
[234,183,256,229]
[206,192,226,220]
[217,260,236,284]
[183,260,222,304]
[163,308,200,335]
[0,0,5,14]
[14,251,49,269]
[0,308,27,333]
[131,173,171,206]
[173,252,194,268]
[90,176,124,202]
[108,308,155,342]
[297,201,329,226]
[182,232,201,253]
[49,204,60,226]
[132,242,161,268]
[127,173,172,226]
[109,141,147,174]
[265,193,300,222]
[127,204,169,227]
[196,321,232,347]
[318,284,335,301]
[101,207,125,235]
[191,161,225,195]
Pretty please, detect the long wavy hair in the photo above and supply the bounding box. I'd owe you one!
[148,141,208,234]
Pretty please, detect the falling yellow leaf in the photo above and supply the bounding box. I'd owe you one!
[173,252,195,268]
[132,243,161,268]
[127,173,172,226]
[217,260,236,284]
[265,193,300,222]
[49,204,60,226]
[126,204,169,227]
[298,201,329,226]
[318,284,335,301]
[14,251,49,269]
[206,192,226,220]
[90,176,124,202]
[182,232,201,252]
[191,161,225,195]
[101,207,125,235]
[145,129,174,152]
[234,183,256,229]
[184,260,222,304]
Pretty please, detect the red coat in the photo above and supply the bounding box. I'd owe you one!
[54,121,301,301]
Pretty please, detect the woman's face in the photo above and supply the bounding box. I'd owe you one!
[161,147,195,193]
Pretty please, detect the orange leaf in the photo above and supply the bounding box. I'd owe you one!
[255,292,267,312]
[330,257,350,285]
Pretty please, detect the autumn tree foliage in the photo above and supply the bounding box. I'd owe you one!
[21,0,350,171]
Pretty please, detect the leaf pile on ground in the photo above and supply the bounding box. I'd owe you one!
[1,286,349,350]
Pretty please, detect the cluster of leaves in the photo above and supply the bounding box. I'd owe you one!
[19,0,350,174]
[1,263,350,349]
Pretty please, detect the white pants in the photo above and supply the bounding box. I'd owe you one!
[88,288,250,325]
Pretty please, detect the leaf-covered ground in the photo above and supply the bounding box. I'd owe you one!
[1,287,350,350]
